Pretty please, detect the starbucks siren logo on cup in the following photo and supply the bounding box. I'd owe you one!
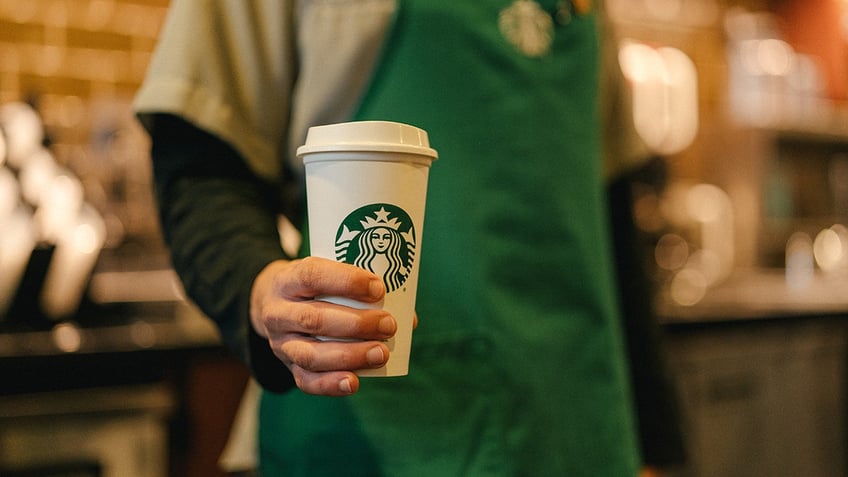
[336,203,416,294]
[297,121,438,377]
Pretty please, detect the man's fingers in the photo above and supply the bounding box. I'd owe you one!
[279,257,384,303]
[278,338,390,373]
[291,365,360,396]
[262,300,396,339]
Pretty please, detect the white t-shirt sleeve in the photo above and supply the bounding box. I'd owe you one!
[134,0,296,181]
[135,0,397,181]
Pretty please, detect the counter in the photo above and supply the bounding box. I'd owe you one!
[0,300,222,396]
[0,277,241,477]
[656,268,848,477]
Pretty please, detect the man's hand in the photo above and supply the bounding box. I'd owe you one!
[250,257,396,396]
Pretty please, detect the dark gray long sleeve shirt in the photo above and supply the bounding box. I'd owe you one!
[144,113,295,393]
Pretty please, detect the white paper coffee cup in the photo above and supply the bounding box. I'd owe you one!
[297,121,438,377]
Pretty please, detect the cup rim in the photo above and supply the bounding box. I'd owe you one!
[296,121,438,159]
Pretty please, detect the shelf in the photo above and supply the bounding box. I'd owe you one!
[763,106,848,148]
[658,268,848,323]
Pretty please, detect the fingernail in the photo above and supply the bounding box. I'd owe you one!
[366,346,386,366]
[369,279,384,299]
[339,378,353,394]
[377,316,396,335]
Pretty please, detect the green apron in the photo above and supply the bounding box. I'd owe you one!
[260,1,640,475]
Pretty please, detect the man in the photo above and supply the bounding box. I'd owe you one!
[136,1,641,474]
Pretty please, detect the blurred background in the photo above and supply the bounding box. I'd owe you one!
[0,0,846,476]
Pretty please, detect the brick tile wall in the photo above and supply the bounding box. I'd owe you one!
[0,0,170,245]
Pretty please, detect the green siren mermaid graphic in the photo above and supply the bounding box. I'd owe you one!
[336,204,416,293]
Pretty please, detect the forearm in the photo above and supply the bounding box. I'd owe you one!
[145,113,296,392]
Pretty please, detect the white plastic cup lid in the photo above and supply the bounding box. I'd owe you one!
[296,121,438,160]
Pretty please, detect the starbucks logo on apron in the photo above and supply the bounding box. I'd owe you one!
[335,204,416,293]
